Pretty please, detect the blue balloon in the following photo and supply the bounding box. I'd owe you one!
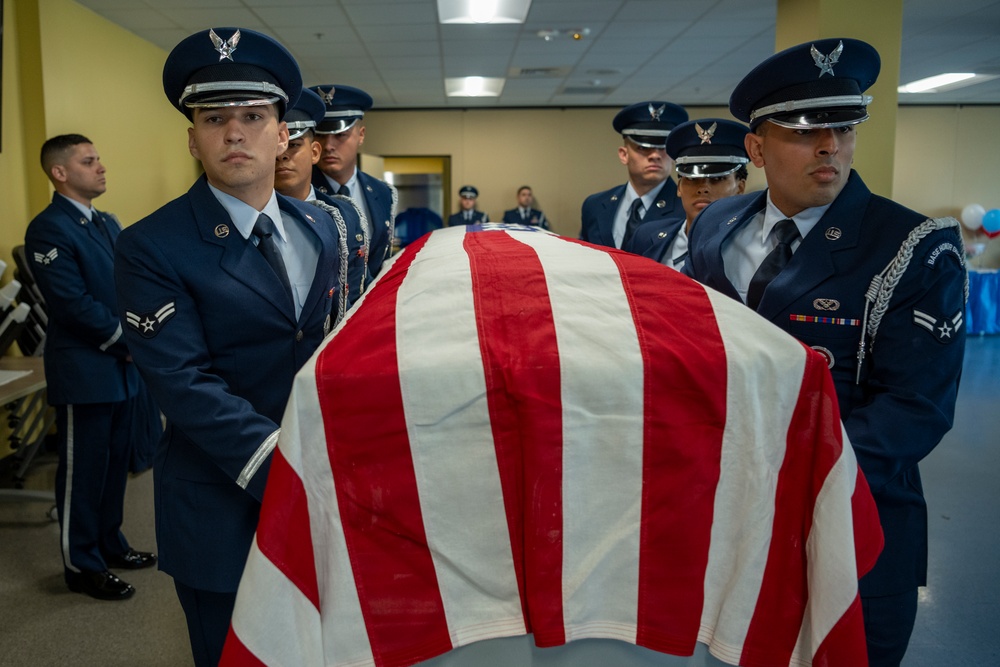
[983,209,1000,234]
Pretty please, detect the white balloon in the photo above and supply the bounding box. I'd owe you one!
[961,203,986,230]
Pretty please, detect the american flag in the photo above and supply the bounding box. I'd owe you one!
[222,224,882,667]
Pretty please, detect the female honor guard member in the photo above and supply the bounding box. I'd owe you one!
[629,119,749,270]
[115,28,341,667]
[684,39,967,667]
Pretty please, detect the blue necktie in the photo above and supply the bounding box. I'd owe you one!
[252,213,293,306]
[622,198,644,249]
[747,218,800,310]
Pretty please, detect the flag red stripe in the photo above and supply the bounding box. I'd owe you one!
[463,230,564,643]
[811,594,869,667]
[255,447,320,608]
[852,466,883,578]
[619,262,729,654]
[740,349,841,665]
[316,234,453,666]
[220,628,269,667]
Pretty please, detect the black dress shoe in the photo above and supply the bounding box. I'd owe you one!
[66,570,135,601]
[106,548,157,570]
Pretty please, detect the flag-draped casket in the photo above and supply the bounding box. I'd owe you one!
[222,224,883,667]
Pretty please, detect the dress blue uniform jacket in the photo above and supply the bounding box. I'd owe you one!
[448,210,488,226]
[501,208,549,229]
[624,214,687,261]
[25,194,139,405]
[114,176,339,593]
[312,168,396,277]
[685,171,966,596]
[312,188,371,305]
[579,178,681,249]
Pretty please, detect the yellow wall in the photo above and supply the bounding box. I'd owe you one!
[2,0,197,284]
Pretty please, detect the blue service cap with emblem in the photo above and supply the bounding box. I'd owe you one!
[163,27,302,120]
[458,185,479,199]
[730,38,880,130]
[612,101,688,148]
[667,118,750,179]
[285,88,325,140]
[310,84,373,134]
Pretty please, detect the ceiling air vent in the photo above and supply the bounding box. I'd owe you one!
[508,66,570,78]
[560,86,614,95]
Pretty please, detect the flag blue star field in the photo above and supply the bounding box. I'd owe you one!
[223,224,883,667]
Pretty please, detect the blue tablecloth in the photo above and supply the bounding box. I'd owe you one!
[967,269,1000,335]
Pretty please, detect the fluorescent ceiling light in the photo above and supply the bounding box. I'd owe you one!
[898,72,996,93]
[446,76,505,97]
[437,0,531,24]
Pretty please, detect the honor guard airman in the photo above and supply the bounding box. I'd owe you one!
[580,100,687,250]
[310,83,397,277]
[114,27,342,667]
[25,134,159,602]
[683,38,967,667]
[502,185,549,229]
[275,87,370,312]
[448,185,489,226]
[630,118,750,270]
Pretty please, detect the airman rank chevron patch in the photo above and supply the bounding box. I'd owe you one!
[34,248,59,265]
[913,308,963,342]
[126,302,176,338]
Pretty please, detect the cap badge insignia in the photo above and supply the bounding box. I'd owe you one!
[214,224,230,238]
[34,248,59,265]
[319,87,336,105]
[811,40,843,78]
[125,302,176,338]
[648,103,665,121]
[825,227,843,240]
[696,122,718,144]
[209,28,241,62]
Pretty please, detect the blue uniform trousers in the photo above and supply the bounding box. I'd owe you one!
[55,400,134,577]
[174,581,237,667]
[863,589,919,667]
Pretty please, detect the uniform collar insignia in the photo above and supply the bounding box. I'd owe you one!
[648,103,665,121]
[811,40,843,77]
[696,122,717,144]
[319,87,336,104]
[209,29,241,62]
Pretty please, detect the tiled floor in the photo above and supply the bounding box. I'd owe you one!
[1,335,997,666]
[901,335,1000,667]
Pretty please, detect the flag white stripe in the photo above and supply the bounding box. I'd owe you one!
[792,424,861,663]
[517,233,644,640]
[288,354,375,666]
[397,229,524,643]
[231,538,325,666]
[699,288,806,658]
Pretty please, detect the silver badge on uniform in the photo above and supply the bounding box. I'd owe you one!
[611,195,619,202]
[648,103,665,121]
[214,224,230,238]
[825,227,842,240]
[79,217,88,225]
[657,231,668,239]
[209,28,240,62]
[655,200,666,208]
[305,214,316,224]
[811,345,835,369]
[913,308,963,343]
[125,302,176,338]
[811,41,843,77]
[34,249,59,265]
[813,298,840,311]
